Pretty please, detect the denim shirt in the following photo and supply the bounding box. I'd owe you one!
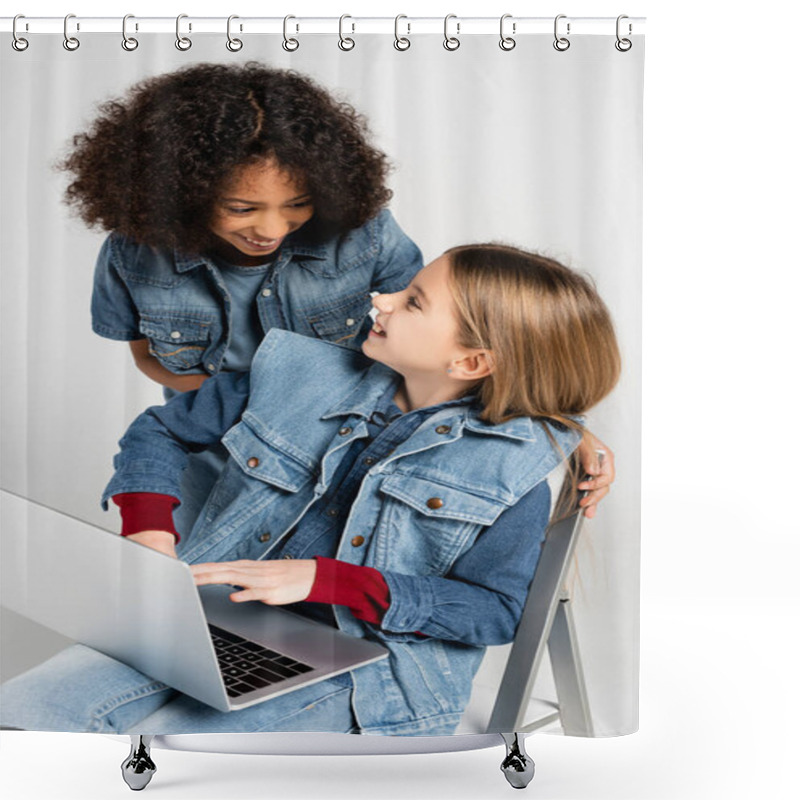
[103,331,580,735]
[91,209,423,375]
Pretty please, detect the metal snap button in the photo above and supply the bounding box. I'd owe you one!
[364,457,376,466]
[170,331,181,339]
[339,426,352,436]
[345,318,355,327]
[207,364,216,372]
[247,457,260,468]
[426,497,444,510]
[262,288,272,297]
[351,535,365,547]
[435,425,451,434]
[259,532,271,543]
[282,554,293,560]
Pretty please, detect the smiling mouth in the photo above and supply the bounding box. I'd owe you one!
[239,234,281,249]
[371,321,387,337]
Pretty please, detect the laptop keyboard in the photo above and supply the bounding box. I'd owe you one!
[208,624,315,699]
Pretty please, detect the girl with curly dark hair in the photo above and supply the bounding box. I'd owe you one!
[62,62,423,537]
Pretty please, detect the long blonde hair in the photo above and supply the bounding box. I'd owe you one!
[447,243,621,426]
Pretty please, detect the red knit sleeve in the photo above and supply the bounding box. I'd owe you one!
[305,557,390,625]
[112,493,181,543]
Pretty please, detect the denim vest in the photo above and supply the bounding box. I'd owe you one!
[91,209,423,374]
[165,331,581,736]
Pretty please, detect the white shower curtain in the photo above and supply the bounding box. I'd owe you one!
[1,22,643,738]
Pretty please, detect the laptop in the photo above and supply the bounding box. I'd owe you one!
[0,489,388,712]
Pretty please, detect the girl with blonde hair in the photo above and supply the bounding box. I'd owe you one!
[1,243,620,736]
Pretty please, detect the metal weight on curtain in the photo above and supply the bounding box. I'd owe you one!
[226,15,243,52]
[121,15,139,51]
[282,15,299,51]
[443,14,460,51]
[338,15,355,51]
[175,14,192,51]
[11,14,29,51]
[499,14,516,51]
[394,15,411,51]
[63,13,80,51]
[553,14,571,51]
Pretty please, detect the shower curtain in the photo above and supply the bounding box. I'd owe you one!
[0,18,643,740]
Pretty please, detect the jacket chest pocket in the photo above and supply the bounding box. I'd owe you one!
[138,312,215,371]
[305,293,372,347]
[374,474,509,576]
[190,420,316,557]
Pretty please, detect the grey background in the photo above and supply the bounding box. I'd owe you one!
[0,33,642,736]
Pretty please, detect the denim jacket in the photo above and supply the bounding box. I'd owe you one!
[91,209,423,375]
[103,331,580,735]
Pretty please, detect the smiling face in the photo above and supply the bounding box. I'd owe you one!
[363,255,494,410]
[208,160,314,265]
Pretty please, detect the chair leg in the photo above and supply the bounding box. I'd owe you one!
[500,732,535,789]
[121,735,157,791]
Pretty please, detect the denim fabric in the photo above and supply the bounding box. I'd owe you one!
[101,330,580,735]
[0,645,356,734]
[91,209,423,375]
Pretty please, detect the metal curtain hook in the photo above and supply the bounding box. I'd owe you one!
[499,13,516,51]
[394,14,410,51]
[122,14,139,51]
[175,14,192,50]
[227,15,243,51]
[615,14,632,51]
[63,13,80,51]
[443,14,460,51]
[553,14,570,52]
[282,15,299,51]
[338,14,355,51]
[12,14,29,51]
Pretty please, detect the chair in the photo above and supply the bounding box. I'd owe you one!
[121,463,593,791]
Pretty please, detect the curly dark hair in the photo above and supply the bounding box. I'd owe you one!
[59,63,393,252]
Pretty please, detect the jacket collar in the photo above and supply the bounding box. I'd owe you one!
[321,363,398,421]
[321,365,551,444]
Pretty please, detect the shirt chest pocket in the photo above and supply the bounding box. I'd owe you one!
[138,312,215,372]
[305,293,372,347]
[374,474,509,576]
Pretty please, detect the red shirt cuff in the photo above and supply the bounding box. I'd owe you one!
[306,557,390,625]
[113,493,181,543]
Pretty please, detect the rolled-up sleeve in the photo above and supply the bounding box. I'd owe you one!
[101,371,250,508]
[378,479,552,647]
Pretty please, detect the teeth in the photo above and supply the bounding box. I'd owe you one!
[372,322,386,336]
[244,235,277,247]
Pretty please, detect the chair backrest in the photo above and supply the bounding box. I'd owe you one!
[485,459,593,735]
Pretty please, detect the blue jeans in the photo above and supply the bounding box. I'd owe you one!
[0,645,356,734]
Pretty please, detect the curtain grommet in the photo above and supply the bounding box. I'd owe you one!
[175,14,192,51]
[443,14,460,51]
[121,14,139,51]
[499,14,516,51]
[615,15,633,51]
[338,14,355,51]
[553,14,571,52]
[282,15,299,52]
[394,15,411,51]
[226,15,243,52]
[12,14,29,51]
[63,13,80,51]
